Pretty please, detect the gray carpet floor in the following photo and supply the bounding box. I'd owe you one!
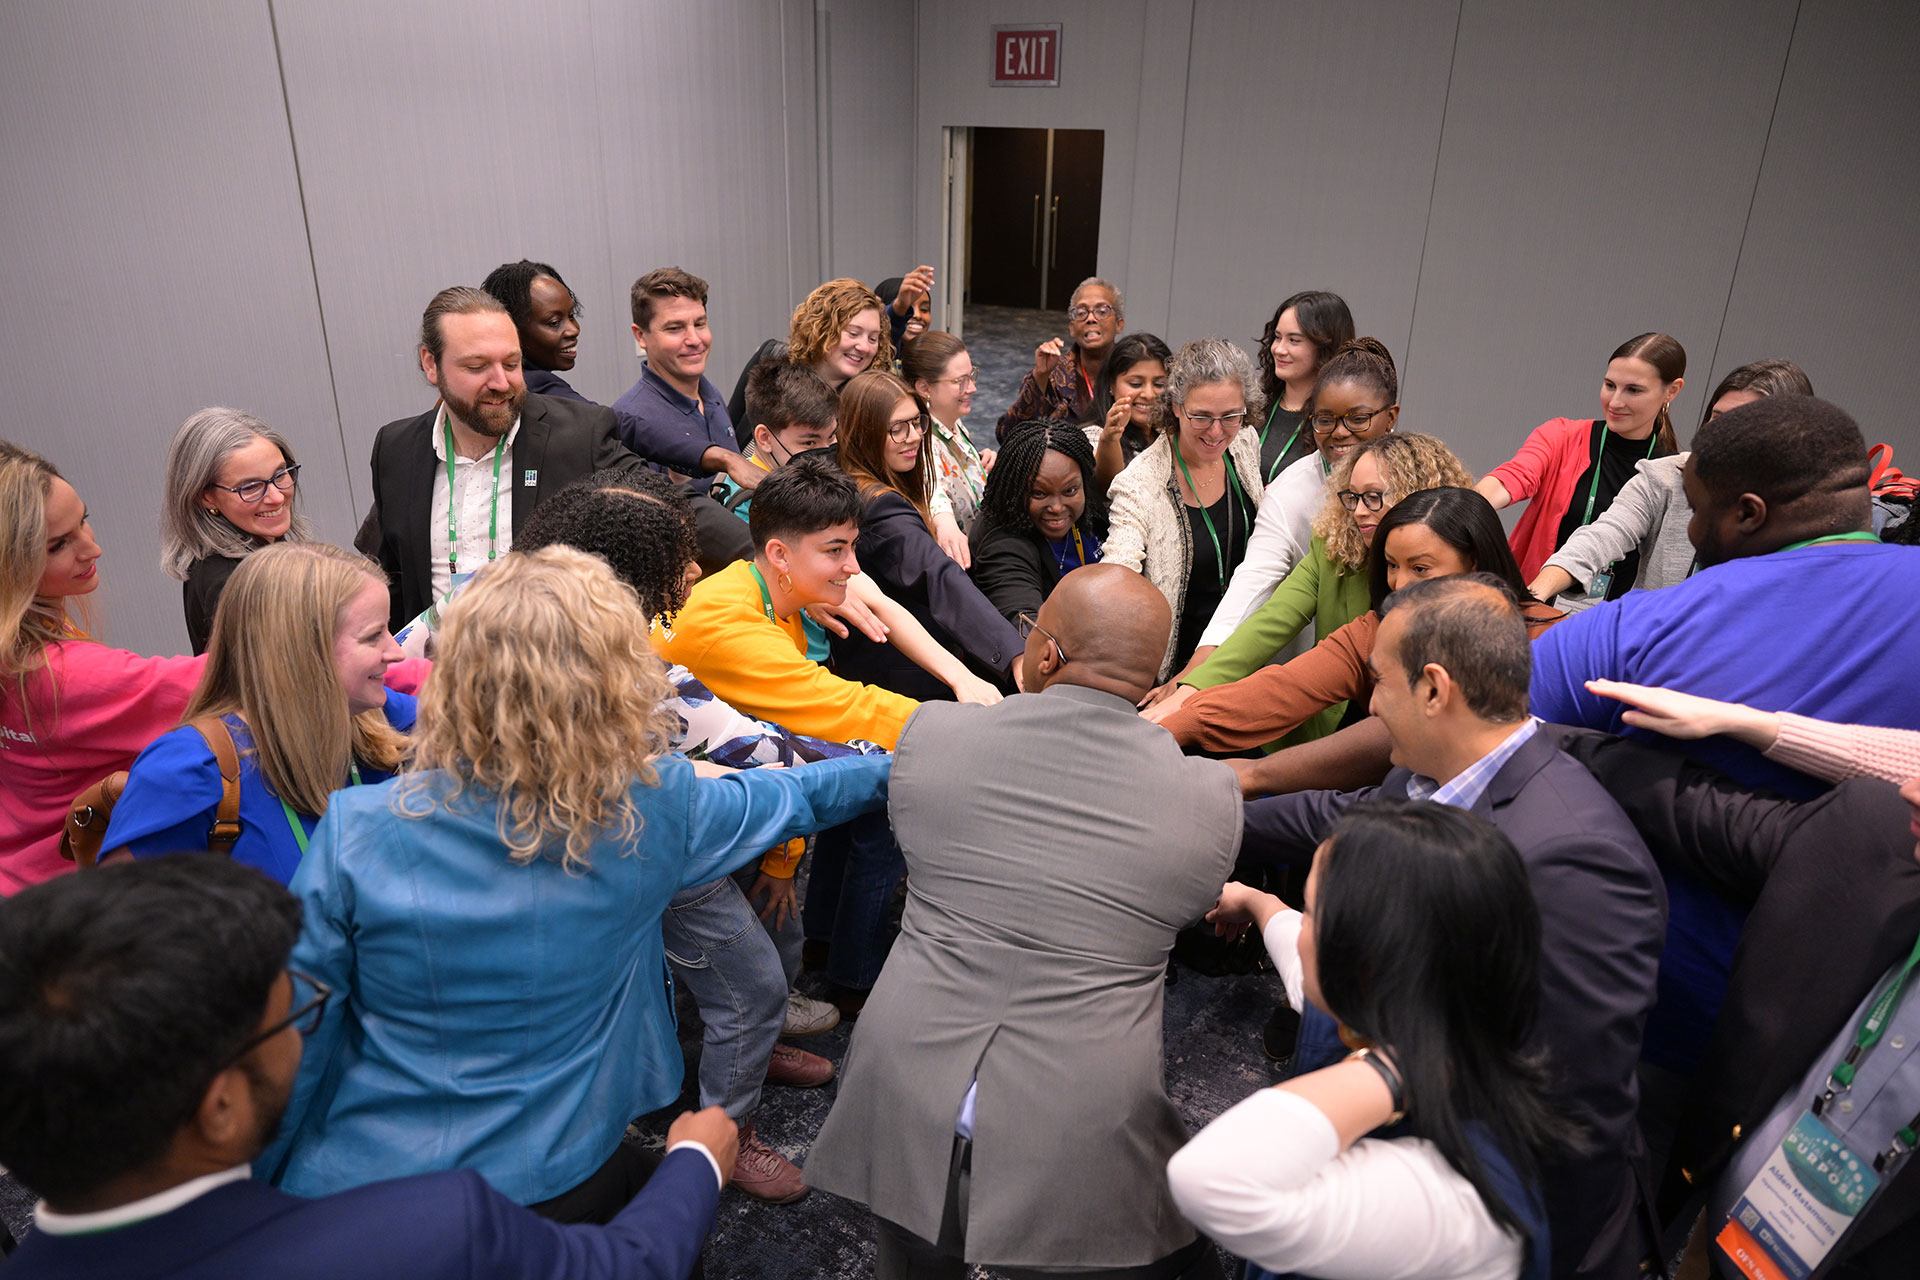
[956,305,1071,451]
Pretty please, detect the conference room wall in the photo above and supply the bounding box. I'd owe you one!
[0,1,357,660]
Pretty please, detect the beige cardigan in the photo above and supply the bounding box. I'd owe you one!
[1103,431,1266,679]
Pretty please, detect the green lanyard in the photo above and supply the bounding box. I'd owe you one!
[1777,531,1881,554]
[1819,932,1920,1117]
[277,764,361,858]
[443,412,506,591]
[1258,401,1307,483]
[1174,448,1245,590]
[747,563,779,622]
[1579,422,1660,527]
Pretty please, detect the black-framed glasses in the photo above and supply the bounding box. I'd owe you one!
[223,969,330,1067]
[886,414,929,443]
[1069,303,1116,322]
[1183,410,1248,431]
[208,464,301,504]
[1337,489,1390,512]
[1310,407,1390,436]
[1016,611,1070,663]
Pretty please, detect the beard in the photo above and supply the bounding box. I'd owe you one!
[442,380,525,438]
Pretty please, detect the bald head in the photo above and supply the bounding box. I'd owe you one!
[1025,564,1171,700]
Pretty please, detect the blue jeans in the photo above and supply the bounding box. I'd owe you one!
[661,876,787,1119]
[734,863,805,988]
[800,812,905,990]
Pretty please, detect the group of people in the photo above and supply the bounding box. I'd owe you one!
[1,259,1917,1280]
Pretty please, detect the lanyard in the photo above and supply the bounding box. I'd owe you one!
[1777,531,1880,554]
[1174,448,1245,590]
[1050,526,1087,576]
[1579,422,1659,527]
[443,412,506,590]
[1081,367,1096,405]
[1817,932,1920,1110]
[1258,401,1307,483]
[277,764,363,858]
[747,562,779,622]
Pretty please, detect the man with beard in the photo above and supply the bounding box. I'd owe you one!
[362,285,631,632]
[0,857,734,1280]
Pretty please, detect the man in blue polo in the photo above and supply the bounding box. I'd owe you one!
[613,266,758,491]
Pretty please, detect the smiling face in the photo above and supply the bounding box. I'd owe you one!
[1345,452,1394,542]
[424,311,526,437]
[38,476,101,597]
[1115,359,1168,427]
[902,292,933,342]
[821,307,884,386]
[1069,284,1121,358]
[1174,380,1248,466]
[1269,307,1318,388]
[1313,378,1398,465]
[770,522,861,607]
[522,275,580,371]
[918,351,975,427]
[1600,355,1679,439]
[204,436,295,542]
[638,294,712,389]
[1381,521,1473,593]
[882,395,925,476]
[333,578,402,717]
[1027,449,1086,541]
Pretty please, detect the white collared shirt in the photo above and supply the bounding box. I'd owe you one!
[428,407,520,606]
[34,1163,251,1236]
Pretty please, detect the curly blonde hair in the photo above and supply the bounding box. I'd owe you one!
[402,546,679,874]
[788,278,893,373]
[1314,432,1474,573]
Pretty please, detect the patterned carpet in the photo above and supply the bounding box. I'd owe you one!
[956,304,1071,451]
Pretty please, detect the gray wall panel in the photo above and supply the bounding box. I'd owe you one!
[1713,1,1920,461]
[825,0,918,286]
[0,0,353,657]
[1402,0,1799,477]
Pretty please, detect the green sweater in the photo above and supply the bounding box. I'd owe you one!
[1181,535,1372,750]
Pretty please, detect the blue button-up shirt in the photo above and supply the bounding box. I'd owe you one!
[1405,718,1541,811]
[610,365,735,475]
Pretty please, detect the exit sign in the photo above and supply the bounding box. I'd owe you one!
[992,24,1061,86]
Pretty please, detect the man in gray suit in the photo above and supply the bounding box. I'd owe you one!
[805,564,1237,1279]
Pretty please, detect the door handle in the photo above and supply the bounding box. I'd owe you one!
[1031,194,1041,267]
[1050,195,1061,263]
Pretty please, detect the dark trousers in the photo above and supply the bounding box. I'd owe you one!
[801,811,905,990]
[873,1137,1224,1280]
[528,1140,707,1280]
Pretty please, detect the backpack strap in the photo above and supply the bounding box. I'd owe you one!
[187,716,244,856]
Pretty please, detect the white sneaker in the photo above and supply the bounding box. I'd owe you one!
[782,989,841,1037]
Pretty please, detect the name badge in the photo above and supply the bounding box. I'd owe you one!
[524,469,538,487]
[1717,1110,1879,1279]
[1587,569,1613,598]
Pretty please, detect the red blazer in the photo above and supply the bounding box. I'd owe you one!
[1488,416,1597,579]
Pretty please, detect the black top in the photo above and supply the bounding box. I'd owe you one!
[183,553,247,655]
[1553,420,1676,600]
[1258,405,1315,483]
[1174,486,1250,672]
[725,338,787,449]
[967,519,1061,626]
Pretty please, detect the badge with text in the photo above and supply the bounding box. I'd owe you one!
[1716,1110,1878,1280]
[523,469,538,487]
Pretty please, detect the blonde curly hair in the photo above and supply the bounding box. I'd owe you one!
[788,278,893,373]
[1314,432,1474,573]
[402,545,679,874]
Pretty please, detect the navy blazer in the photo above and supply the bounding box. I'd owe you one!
[364,393,633,632]
[831,490,1023,699]
[1554,728,1920,1274]
[6,1148,717,1280]
[1241,727,1668,1280]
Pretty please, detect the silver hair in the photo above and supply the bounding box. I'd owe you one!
[1070,276,1124,320]
[160,407,311,579]
[1158,338,1268,435]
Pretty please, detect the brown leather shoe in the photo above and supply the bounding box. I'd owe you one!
[764,1041,835,1088]
[732,1123,809,1203]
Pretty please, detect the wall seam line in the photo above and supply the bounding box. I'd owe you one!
[1402,0,1466,391]
[1163,0,1198,325]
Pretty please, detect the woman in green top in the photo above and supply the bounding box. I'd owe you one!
[1147,432,1472,747]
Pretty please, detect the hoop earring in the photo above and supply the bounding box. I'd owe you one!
[778,572,793,593]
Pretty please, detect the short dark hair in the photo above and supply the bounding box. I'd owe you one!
[746,360,838,436]
[419,285,509,364]
[976,418,1109,540]
[1380,574,1530,722]
[1691,395,1869,509]
[515,465,700,623]
[481,259,579,335]
[748,453,863,552]
[0,857,300,1202]
[1367,487,1534,612]
[630,267,709,332]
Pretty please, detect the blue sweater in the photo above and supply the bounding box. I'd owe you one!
[1531,539,1920,1071]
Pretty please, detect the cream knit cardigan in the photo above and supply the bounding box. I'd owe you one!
[1103,430,1266,680]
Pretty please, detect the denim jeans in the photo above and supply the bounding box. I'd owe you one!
[799,811,905,990]
[661,876,788,1118]
[733,863,805,988]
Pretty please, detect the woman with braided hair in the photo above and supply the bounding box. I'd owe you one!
[967,419,1109,625]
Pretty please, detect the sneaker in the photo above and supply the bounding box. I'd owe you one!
[733,1123,809,1203]
[765,1041,835,1088]
[783,990,841,1037]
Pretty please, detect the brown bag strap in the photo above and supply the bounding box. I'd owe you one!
[187,716,243,857]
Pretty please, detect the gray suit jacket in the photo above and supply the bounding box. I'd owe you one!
[804,684,1242,1268]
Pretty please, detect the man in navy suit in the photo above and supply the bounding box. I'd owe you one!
[0,856,733,1280]
[1239,575,1667,1280]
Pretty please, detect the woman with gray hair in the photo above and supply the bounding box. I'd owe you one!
[1102,337,1266,689]
[162,407,310,653]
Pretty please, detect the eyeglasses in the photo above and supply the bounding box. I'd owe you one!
[222,969,330,1068]
[1337,489,1390,512]
[933,373,978,389]
[1016,611,1071,664]
[1183,410,1248,431]
[208,464,301,504]
[1069,304,1116,322]
[886,415,929,443]
[1310,407,1390,436]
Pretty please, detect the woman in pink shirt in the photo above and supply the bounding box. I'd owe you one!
[0,442,203,893]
